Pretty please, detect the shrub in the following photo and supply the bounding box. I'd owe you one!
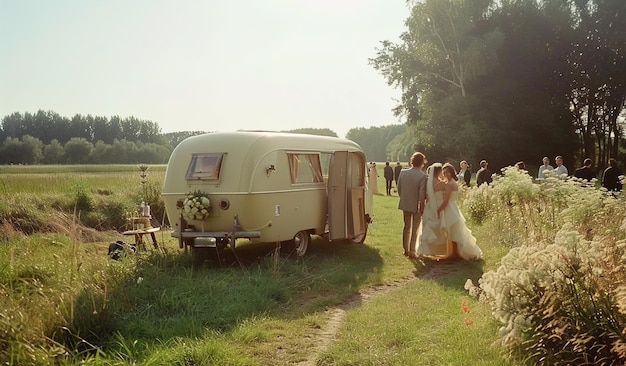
[73,182,94,212]
[97,199,134,231]
[464,183,494,224]
[467,171,626,365]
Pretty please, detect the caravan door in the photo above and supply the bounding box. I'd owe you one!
[328,151,368,241]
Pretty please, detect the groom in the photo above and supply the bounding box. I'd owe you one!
[396,152,428,259]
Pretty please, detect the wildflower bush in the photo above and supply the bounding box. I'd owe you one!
[465,167,626,365]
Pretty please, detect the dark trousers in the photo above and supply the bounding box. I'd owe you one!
[386,179,393,195]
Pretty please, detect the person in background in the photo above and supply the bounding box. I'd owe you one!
[515,161,526,170]
[554,155,568,177]
[384,161,394,196]
[573,158,595,181]
[538,156,554,179]
[368,162,380,194]
[476,160,493,186]
[394,161,403,191]
[458,160,471,187]
[397,152,428,259]
[602,158,623,192]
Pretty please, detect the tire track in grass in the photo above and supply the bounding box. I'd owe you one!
[291,262,463,366]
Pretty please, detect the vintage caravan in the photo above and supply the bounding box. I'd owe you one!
[161,131,373,256]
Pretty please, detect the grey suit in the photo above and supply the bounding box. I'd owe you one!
[397,166,427,255]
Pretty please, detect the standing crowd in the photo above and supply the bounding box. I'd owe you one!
[537,155,623,191]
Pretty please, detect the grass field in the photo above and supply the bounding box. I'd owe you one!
[0,165,515,365]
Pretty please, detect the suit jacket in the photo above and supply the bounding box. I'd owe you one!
[384,165,394,181]
[476,168,493,186]
[574,166,595,181]
[602,166,624,191]
[394,165,403,181]
[397,167,427,213]
[460,169,471,186]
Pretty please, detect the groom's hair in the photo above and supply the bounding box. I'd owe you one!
[410,152,426,167]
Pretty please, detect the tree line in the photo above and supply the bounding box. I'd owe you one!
[0,111,408,165]
[371,0,626,172]
[0,111,206,165]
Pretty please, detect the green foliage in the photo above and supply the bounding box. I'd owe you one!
[0,193,49,235]
[370,0,626,172]
[385,129,416,163]
[464,183,495,224]
[346,124,405,162]
[73,182,94,212]
[64,138,93,164]
[0,166,167,233]
[42,139,65,164]
[1,111,174,165]
[286,128,338,138]
[161,130,208,150]
[1,110,164,146]
[0,135,46,165]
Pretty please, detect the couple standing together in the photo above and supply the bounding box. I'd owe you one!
[396,152,482,261]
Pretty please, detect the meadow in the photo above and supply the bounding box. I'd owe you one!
[0,165,624,365]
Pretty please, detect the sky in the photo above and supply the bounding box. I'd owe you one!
[0,0,410,139]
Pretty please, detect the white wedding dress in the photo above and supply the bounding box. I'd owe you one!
[368,165,379,194]
[417,164,482,260]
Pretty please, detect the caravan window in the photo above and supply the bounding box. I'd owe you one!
[185,153,224,180]
[287,153,324,184]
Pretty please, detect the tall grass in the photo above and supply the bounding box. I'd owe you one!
[0,166,166,233]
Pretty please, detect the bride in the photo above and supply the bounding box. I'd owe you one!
[417,162,482,260]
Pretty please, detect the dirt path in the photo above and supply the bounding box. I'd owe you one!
[290,261,463,365]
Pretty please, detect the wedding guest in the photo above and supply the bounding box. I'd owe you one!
[384,161,394,196]
[476,160,493,186]
[394,161,403,188]
[573,158,595,181]
[602,158,623,192]
[458,160,471,187]
[538,156,554,179]
[554,155,568,177]
[368,162,380,194]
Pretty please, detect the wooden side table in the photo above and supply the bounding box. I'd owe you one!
[122,227,160,250]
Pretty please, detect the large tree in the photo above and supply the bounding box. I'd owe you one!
[371,0,509,167]
[562,0,626,167]
[346,125,406,162]
[64,138,93,164]
[371,0,625,171]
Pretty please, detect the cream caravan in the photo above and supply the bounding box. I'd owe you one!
[161,131,373,256]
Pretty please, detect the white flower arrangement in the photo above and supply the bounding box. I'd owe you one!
[182,191,211,221]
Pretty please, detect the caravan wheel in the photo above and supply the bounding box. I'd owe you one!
[293,231,310,257]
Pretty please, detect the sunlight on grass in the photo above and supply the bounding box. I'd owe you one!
[318,279,508,366]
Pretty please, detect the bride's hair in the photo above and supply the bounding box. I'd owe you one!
[430,163,442,178]
[443,163,458,181]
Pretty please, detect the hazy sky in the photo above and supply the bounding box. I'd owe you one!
[0,1,410,139]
